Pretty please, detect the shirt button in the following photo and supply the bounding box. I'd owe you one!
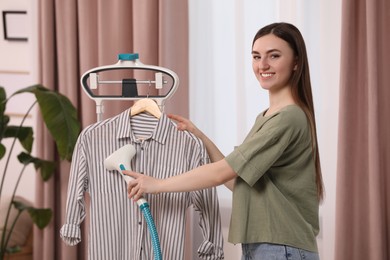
[138,221,142,225]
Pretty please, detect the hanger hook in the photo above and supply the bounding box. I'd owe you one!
[146,80,151,98]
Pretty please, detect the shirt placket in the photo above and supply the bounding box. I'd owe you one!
[134,139,150,259]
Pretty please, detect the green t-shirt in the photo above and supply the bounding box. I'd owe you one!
[225,105,319,252]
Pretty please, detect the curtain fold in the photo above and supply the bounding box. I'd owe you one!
[335,0,390,259]
[34,1,188,259]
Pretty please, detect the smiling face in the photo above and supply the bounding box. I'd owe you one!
[252,34,297,93]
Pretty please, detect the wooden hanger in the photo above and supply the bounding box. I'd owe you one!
[130,98,162,118]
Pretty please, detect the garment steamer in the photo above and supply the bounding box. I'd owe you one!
[81,53,179,260]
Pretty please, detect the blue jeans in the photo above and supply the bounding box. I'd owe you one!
[241,243,320,260]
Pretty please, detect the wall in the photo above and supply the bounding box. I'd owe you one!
[0,0,38,204]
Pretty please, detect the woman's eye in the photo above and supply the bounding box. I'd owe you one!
[270,54,280,59]
[252,55,261,60]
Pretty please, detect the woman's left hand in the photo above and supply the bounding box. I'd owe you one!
[123,170,161,201]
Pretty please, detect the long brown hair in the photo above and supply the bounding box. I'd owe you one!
[252,22,324,201]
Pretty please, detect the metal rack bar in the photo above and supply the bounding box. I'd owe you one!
[98,80,168,84]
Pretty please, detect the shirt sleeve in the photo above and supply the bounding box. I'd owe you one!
[225,113,297,187]
[189,142,224,260]
[191,188,224,259]
[59,132,89,246]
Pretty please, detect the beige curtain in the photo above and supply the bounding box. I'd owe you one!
[34,1,189,259]
[335,0,390,259]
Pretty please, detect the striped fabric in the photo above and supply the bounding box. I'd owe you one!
[60,110,224,260]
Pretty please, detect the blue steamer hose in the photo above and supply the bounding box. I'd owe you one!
[120,164,162,260]
[140,203,162,260]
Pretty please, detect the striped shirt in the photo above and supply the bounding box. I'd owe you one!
[60,110,224,260]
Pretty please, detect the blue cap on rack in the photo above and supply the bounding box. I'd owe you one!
[118,53,139,61]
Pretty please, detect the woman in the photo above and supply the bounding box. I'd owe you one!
[125,22,324,260]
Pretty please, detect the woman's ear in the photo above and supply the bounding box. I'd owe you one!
[293,57,298,71]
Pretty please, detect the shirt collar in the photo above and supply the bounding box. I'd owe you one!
[116,108,171,144]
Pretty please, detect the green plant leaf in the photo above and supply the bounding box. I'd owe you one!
[27,207,52,229]
[0,86,7,116]
[0,87,9,142]
[17,152,56,181]
[4,126,33,152]
[12,200,30,211]
[11,84,80,161]
[0,114,10,139]
[0,143,5,159]
[10,202,52,242]
[35,91,80,161]
[5,245,21,254]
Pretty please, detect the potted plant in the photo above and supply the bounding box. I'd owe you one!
[0,84,81,259]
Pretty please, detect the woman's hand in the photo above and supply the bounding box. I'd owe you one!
[169,113,226,165]
[168,114,199,135]
[123,170,162,201]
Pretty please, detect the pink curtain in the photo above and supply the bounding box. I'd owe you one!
[335,0,390,259]
[34,1,189,259]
